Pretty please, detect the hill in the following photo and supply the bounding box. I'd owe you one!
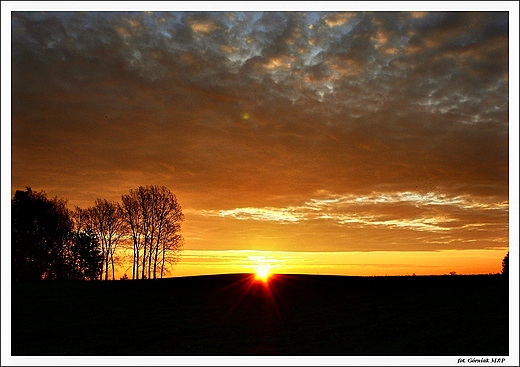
[11,273,509,356]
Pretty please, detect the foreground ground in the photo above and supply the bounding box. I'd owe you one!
[11,273,508,356]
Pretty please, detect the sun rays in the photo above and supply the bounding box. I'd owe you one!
[254,264,272,283]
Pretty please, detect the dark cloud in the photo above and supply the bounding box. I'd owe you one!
[10,11,510,252]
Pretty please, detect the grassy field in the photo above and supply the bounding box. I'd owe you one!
[11,273,509,356]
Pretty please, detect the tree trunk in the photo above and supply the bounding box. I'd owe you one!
[111,252,115,280]
[148,241,154,280]
[136,248,140,279]
[142,239,147,279]
[132,239,137,279]
[153,245,159,279]
[100,246,105,281]
[160,244,165,279]
[104,245,109,281]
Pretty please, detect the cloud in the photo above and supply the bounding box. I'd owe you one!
[10,11,510,253]
[194,190,508,250]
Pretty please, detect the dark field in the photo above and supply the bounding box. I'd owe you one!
[11,274,509,356]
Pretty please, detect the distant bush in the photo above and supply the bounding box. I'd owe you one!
[501,252,508,277]
[120,273,129,280]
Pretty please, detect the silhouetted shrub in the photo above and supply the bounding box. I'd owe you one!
[501,252,508,276]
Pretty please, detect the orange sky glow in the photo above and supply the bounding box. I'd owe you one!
[4,4,519,279]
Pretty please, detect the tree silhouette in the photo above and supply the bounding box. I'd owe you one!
[12,188,73,281]
[77,200,127,280]
[12,186,184,281]
[69,229,103,280]
[121,190,145,280]
[121,185,184,279]
[12,188,105,281]
[501,252,508,277]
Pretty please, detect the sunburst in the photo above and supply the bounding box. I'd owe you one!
[254,264,272,283]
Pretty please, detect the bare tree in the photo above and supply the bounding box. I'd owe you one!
[160,229,184,279]
[83,199,127,280]
[121,185,184,279]
[122,188,146,279]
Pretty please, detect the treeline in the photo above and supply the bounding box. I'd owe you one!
[12,185,184,281]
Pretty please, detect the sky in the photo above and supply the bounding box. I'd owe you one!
[3,2,519,278]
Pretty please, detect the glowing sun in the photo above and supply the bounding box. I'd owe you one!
[254,265,272,282]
